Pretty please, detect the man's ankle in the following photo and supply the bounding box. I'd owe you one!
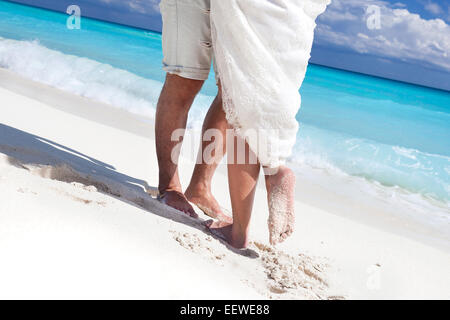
[159,185,183,195]
[186,181,211,196]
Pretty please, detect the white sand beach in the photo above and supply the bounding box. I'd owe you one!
[0,68,449,300]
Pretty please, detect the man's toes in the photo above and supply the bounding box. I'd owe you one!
[184,210,196,218]
[188,208,198,218]
[203,219,214,228]
[174,202,197,218]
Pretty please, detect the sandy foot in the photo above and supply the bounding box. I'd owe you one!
[158,190,198,218]
[192,201,233,224]
[185,186,233,223]
[266,167,296,245]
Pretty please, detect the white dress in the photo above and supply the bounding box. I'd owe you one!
[211,0,330,168]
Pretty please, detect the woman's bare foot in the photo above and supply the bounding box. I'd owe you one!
[185,185,233,223]
[158,190,198,218]
[204,220,248,249]
[265,166,296,245]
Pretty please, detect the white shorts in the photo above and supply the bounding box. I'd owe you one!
[159,0,218,81]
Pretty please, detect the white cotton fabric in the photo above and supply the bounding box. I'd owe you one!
[211,0,330,168]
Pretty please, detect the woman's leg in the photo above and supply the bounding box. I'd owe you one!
[265,166,296,245]
[206,135,260,249]
[206,135,296,248]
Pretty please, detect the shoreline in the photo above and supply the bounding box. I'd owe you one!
[1,67,449,299]
[4,0,449,93]
[2,67,447,252]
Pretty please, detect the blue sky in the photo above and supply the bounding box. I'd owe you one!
[8,0,450,90]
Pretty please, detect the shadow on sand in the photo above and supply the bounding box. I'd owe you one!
[0,123,258,258]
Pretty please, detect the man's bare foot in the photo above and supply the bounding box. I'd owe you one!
[204,220,248,249]
[265,166,296,245]
[185,186,232,223]
[158,190,198,218]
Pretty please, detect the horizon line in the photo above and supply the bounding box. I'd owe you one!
[2,0,449,93]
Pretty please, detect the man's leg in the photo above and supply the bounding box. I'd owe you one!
[155,74,204,217]
[185,85,231,222]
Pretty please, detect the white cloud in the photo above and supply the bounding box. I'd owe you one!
[316,0,450,71]
[392,3,407,8]
[99,0,160,14]
[93,0,450,72]
[424,1,443,15]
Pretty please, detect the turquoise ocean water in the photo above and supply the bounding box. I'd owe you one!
[0,1,449,224]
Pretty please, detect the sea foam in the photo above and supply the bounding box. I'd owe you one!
[0,37,448,236]
[0,37,214,126]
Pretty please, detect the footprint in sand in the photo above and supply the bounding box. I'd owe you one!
[171,231,340,300]
[170,231,226,262]
[251,241,333,299]
[52,182,108,206]
[17,187,37,195]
